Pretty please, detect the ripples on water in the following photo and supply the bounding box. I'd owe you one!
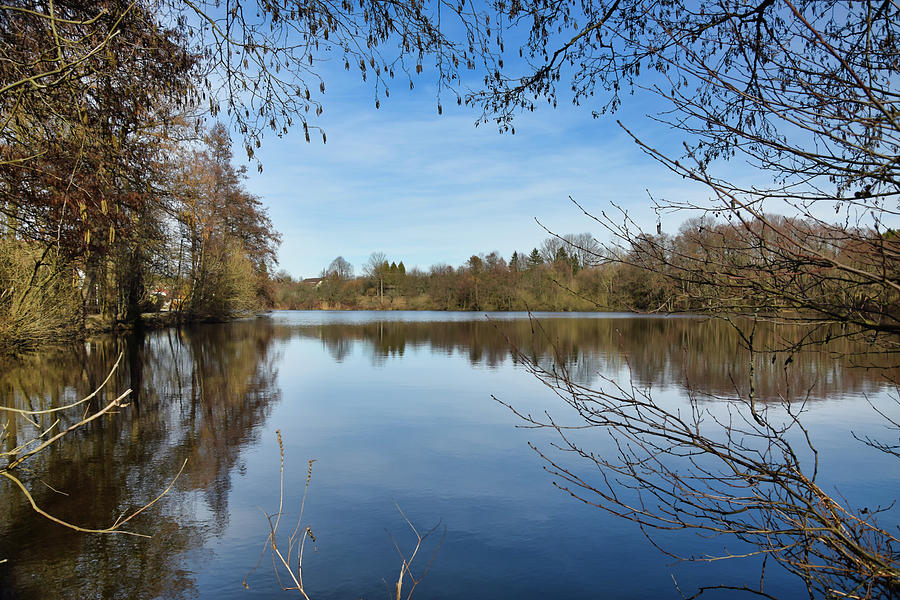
[1,311,897,599]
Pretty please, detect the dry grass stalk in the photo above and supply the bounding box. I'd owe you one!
[243,429,316,599]
[246,430,445,599]
[386,505,444,600]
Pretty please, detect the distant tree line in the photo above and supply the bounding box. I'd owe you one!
[269,216,895,316]
[269,234,595,311]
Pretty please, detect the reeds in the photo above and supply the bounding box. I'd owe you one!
[245,430,444,599]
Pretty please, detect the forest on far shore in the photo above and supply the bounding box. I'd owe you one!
[268,216,894,317]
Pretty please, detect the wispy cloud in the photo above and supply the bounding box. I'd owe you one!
[241,75,708,278]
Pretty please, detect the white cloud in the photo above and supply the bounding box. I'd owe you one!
[241,77,708,278]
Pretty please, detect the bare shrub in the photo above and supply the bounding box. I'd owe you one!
[498,317,900,598]
[0,240,81,353]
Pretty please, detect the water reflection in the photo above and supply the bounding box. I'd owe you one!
[0,319,280,600]
[0,313,894,600]
[286,315,895,401]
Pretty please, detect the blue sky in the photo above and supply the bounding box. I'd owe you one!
[238,58,713,279]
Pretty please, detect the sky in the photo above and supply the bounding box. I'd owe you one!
[236,55,716,280]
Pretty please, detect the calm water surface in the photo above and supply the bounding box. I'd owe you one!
[1,311,897,599]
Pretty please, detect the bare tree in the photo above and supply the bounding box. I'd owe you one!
[364,252,390,302]
[497,317,900,599]
[364,252,388,278]
[539,236,567,264]
[468,0,897,335]
[472,0,900,596]
[563,232,603,270]
[323,256,353,280]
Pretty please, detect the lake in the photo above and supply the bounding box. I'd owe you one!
[1,311,898,599]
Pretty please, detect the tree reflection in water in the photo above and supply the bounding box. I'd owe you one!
[0,319,281,600]
[292,315,895,402]
[0,313,894,599]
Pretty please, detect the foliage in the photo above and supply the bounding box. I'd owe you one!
[1,2,281,337]
[3,0,898,595]
[0,240,81,352]
[1,1,194,260]
[173,123,280,320]
[272,217,896,317]
[187,239,258,319]
[0,116,279,341]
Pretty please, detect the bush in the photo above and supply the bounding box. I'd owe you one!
[0,240,82,353]
[186,239,257,319]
